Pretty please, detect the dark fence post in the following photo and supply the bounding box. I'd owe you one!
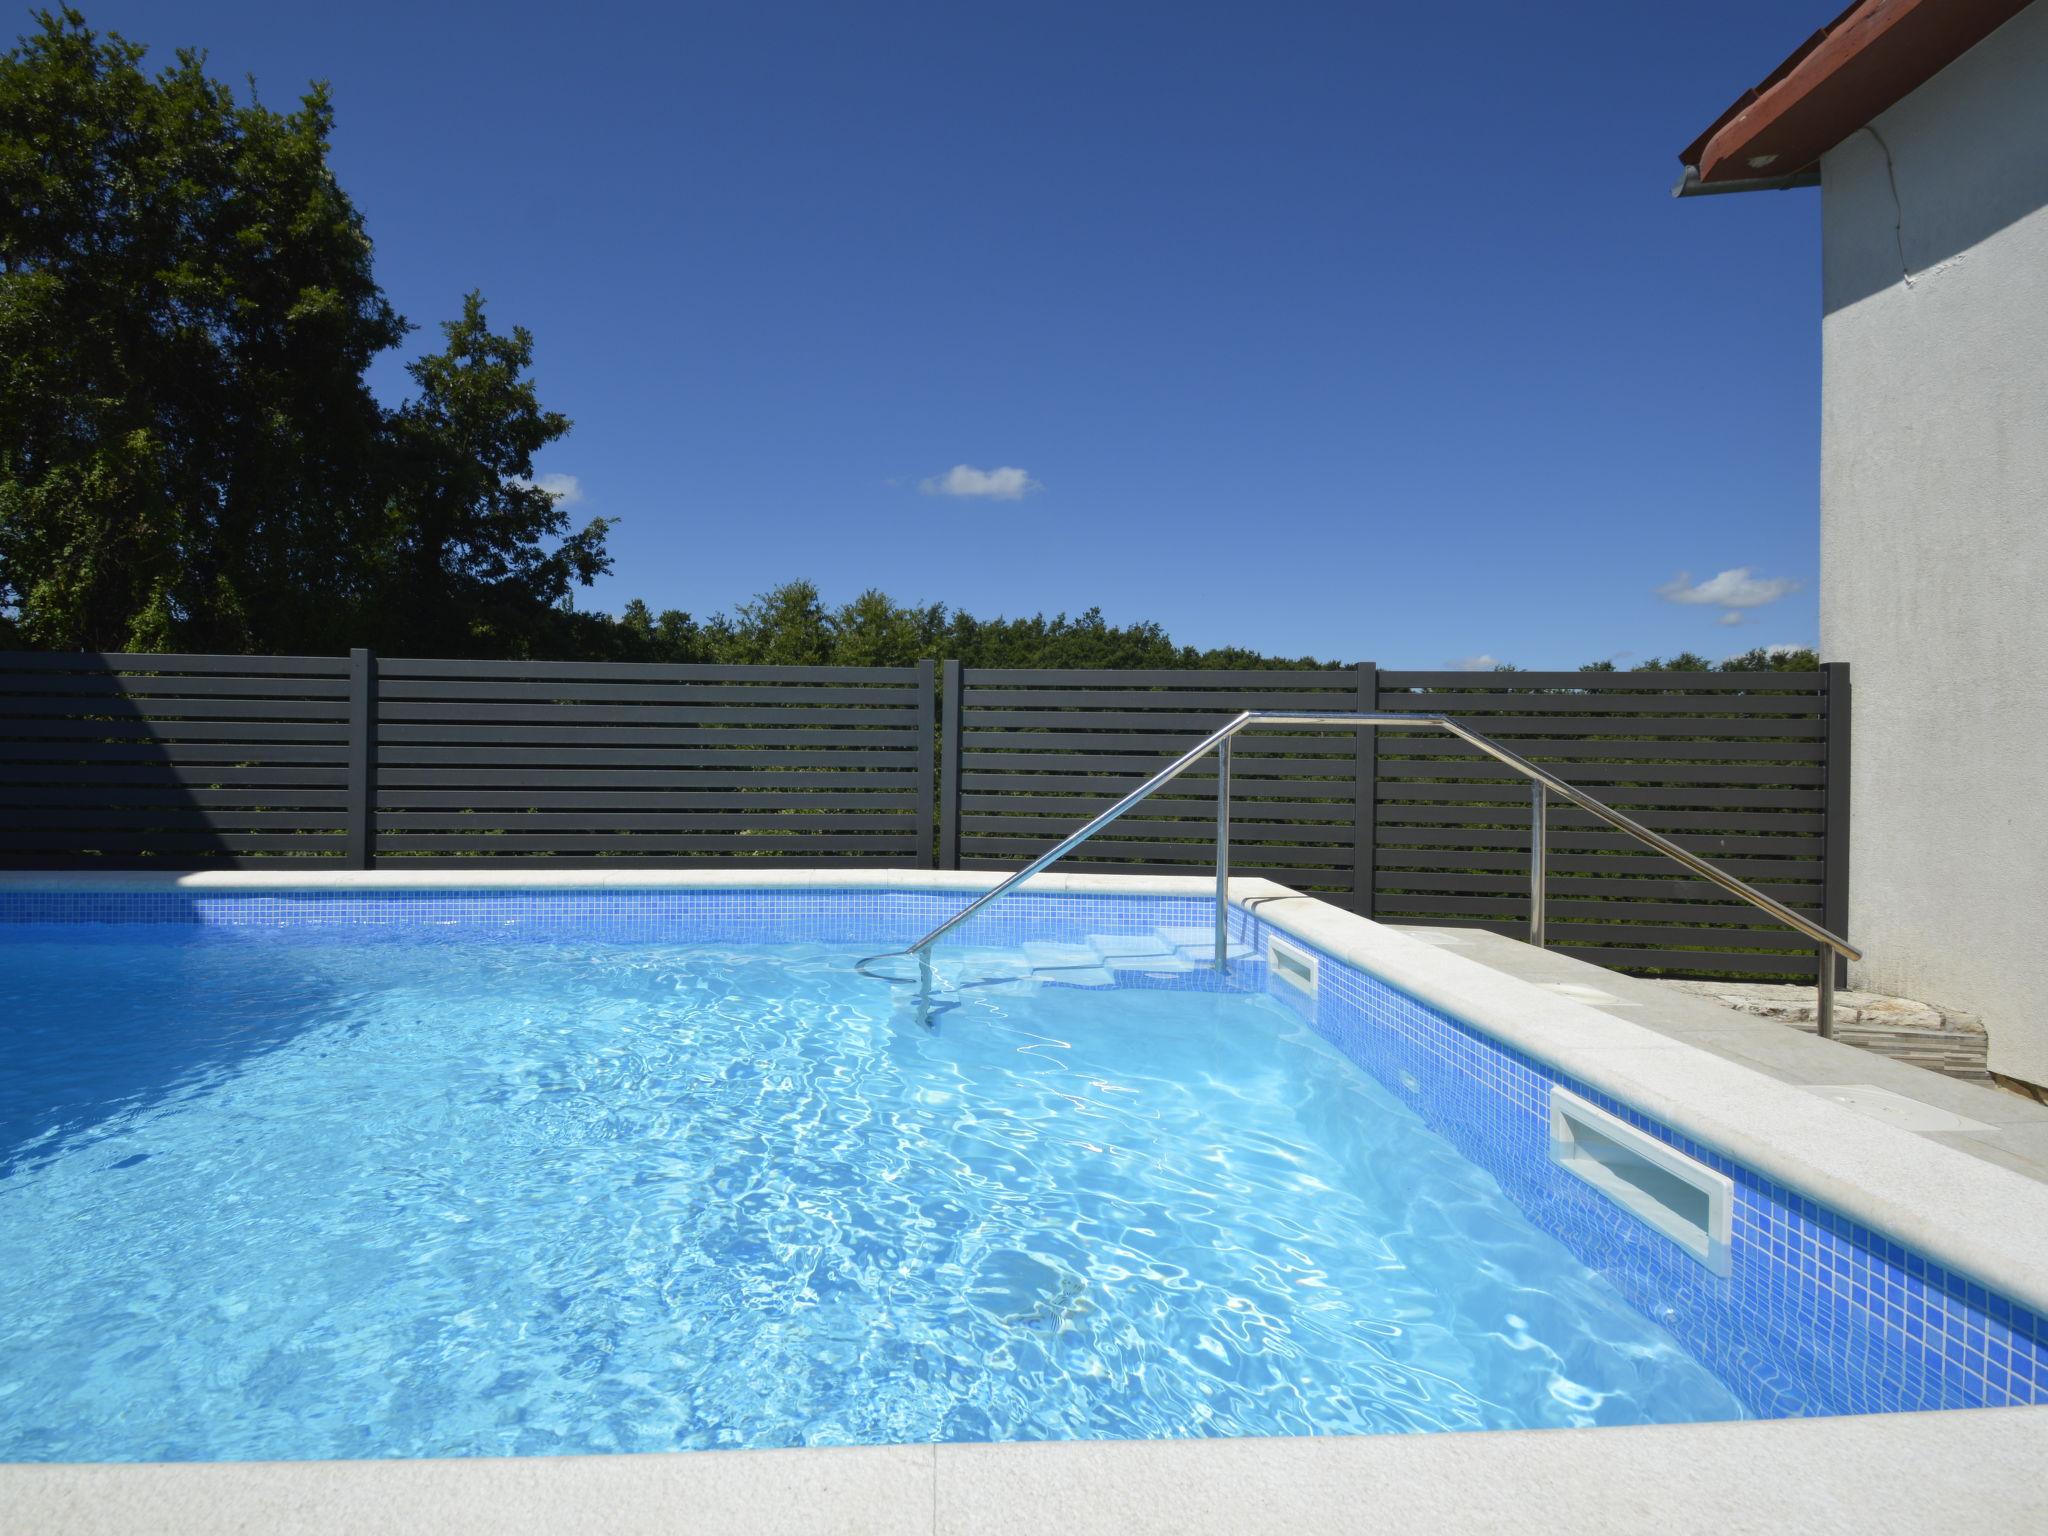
[346,647,377,869]
[1823,660,1852,985]
[1353,660,1378,917]
[914,659,937,868]
[937,660,962,869]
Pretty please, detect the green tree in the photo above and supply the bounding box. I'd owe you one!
[373,293,610,656]
[0,8,403,650]
[0,9,607,653]
[719,581,834,665]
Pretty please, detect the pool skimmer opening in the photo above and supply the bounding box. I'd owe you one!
[1550,1088,1733,1275]
[1266,936,1319,995]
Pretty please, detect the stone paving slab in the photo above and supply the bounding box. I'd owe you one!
[1654,979,1990,1081]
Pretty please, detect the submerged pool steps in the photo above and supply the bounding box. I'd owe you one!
[962,928,1255,990]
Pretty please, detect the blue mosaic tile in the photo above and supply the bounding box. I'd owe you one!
[1231,905,2048,1420]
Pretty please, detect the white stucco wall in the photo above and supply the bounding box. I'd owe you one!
[1819,1,2048,1085]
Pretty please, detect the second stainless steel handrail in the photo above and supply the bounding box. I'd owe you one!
[865,711,1859,1035]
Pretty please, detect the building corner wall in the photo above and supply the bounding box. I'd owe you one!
[1819,2,2048,1084]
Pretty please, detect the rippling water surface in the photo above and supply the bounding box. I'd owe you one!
[0,926,1745,1460]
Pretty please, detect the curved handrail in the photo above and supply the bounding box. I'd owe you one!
[864,711,1858,1033]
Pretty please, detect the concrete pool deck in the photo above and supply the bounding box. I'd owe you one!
[5,1408,2045,1535]
[1391,924,2048,1185]
[5,867,2047,1531]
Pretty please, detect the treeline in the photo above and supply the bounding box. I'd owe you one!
[556,579,1819,676]
[565,582,1338,670]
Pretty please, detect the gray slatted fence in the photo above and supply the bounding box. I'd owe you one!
[371,657,934,866]
[0,651,354,865]
[944,665,1378,907]
[1371,667,1845,977]
[0,650,1846,980]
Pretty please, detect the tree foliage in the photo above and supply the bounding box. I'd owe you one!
[1580,647,1819,674]
[569,581,1341,670]
[0,9,608,654]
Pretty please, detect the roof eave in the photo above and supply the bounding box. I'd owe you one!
[1676,0,2033,196]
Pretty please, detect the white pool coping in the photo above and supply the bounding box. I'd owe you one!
[5,867,2047,1530]
[4,1409,2045,1535]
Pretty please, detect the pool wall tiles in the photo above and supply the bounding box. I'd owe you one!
[1232,907,2048,1421]
[0,888,1225,948]
[5,886,2043,1420]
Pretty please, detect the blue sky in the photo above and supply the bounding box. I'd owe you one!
[74,1,1830,667]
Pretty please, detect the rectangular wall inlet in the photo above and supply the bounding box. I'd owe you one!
[1550,1089,1733,1275]
[1266,936,1319,995]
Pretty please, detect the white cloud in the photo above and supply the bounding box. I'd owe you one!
[509,472,585,505]
[1656,567,1799,609]
[1717,610,1746,627]
[919,464,1040,501]
[1446,653,1505,671]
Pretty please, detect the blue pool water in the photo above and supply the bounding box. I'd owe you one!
[0,920,1748,1461]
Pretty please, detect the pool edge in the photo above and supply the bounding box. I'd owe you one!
[2,1408,2042,1535]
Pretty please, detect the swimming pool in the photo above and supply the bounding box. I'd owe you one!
[1,878,2044,1463]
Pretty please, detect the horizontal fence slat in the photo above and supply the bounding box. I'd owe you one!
[377,704,914,729]
[958,855,1357,892]
[0,743,347,764]
[1373,714,1822,739]
[961,731,1360,756]
[1377,870,1819,901]
[1380,892,1831,925]
[377,659,916,685]
[2,785,351,807]
[0,651,347,676]
[1378,804,1825,834]
[0,765,351,788]
[961,836,1351,870]
[1375,691,1823,716]
[376,681,916,706]
[0,675,351,700]
[375,767,923,789]
[378,790,919,811]
[0,725,350,749]
[9,810,350,832]
[0,832,346,853]
[1542,945,1820,977]
[0,698,348,723]
[375,812,916,834]
[960,688,1369,712]
[960,669,1357,688]
[1379,782,1823,810]
[372,834,920,853]
[962,794,1358,823]
[1375,825,1822,858]
[1382,670,1819,692]
[962,814,1353,842]
[1379,761,1825,787]
[375,744,917,767]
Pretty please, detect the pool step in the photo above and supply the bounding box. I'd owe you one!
[955,929,1255,988]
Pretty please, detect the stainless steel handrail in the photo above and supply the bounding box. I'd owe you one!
[864,711,1859,1036]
